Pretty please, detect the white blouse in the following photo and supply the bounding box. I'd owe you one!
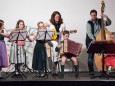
[46,21,66,41]
[46,21,66,32]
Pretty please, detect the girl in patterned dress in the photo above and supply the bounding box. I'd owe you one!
[9,19,31,76]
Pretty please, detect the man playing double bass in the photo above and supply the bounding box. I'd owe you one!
[85,9,111,78]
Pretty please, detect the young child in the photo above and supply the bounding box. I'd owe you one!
[31,21,47,77]
[0,20,9,79]
[9,19,31,76]
[104,32,115,74]
[55,30,79,78]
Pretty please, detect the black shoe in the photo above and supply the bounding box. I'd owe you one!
[90,75,95,79]
[52,73,58,76]
[89,72,95,79]
[75,74,79,78]
[11,74,17,77]
[60,76,64,79]
[89,72,95,76]
[55,73,58,76]
[0,77,3,79]
[58,74,64,79]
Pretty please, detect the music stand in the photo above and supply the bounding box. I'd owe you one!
[4,30,27,80]
[87,41,115,79]
[33,29,54,78]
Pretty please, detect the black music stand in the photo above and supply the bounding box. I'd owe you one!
[87,41,115,79]
[33,29,54,78]
[4,30,27,80]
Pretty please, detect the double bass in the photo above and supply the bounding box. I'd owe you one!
[94,0,111,71]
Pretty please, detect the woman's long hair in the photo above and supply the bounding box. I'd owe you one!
[0,20,4,28]
[50,11,63,25]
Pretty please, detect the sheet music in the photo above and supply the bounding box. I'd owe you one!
[36,29,53,40]
[8,30,27,41]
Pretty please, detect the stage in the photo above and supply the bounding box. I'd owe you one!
[0,71,115,81]
[0,72,115,86]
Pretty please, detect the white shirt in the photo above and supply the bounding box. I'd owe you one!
[46,21,66,42]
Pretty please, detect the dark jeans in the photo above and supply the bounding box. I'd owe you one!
[88,53,95,73]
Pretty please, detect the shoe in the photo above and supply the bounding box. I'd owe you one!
[89,73,95,79]
[89,72,95,76]
[55,73,58,76]
[0,77,3,79]
[11,73,21,78]
[75,74,79,78]
[60,76,64,79]
[59,74,64,79]
[90,75,95,79]
[37,73,45,77]
[89,72,95,79]
[52,73,58,76]
[41,74,46,77]
[36,73,41,77]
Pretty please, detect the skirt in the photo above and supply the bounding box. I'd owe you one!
[9,42,25,64]
[0,40,8,67]
[104,54,115,66]
[32,41,47,70]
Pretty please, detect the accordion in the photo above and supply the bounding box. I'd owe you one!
[60,39,82,56]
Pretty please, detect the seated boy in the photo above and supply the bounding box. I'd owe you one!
[55,30,79,78]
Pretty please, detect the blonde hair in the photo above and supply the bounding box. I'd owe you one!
[37,21,44,28]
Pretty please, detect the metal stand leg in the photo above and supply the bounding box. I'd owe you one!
[4,64,27,80]
[90,50,109,79]
[22,46,32,73]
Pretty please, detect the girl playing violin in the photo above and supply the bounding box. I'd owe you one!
[9,19,31,76]
[31,21,47,77]
[0,19,9,79]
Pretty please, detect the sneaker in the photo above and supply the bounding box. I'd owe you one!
[106,70,111,75]
[11,73,21,78]
[41,73,45,77]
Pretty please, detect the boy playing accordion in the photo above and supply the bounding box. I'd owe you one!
[56,30,81,78]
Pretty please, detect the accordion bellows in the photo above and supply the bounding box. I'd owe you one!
[60,39,82,56]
